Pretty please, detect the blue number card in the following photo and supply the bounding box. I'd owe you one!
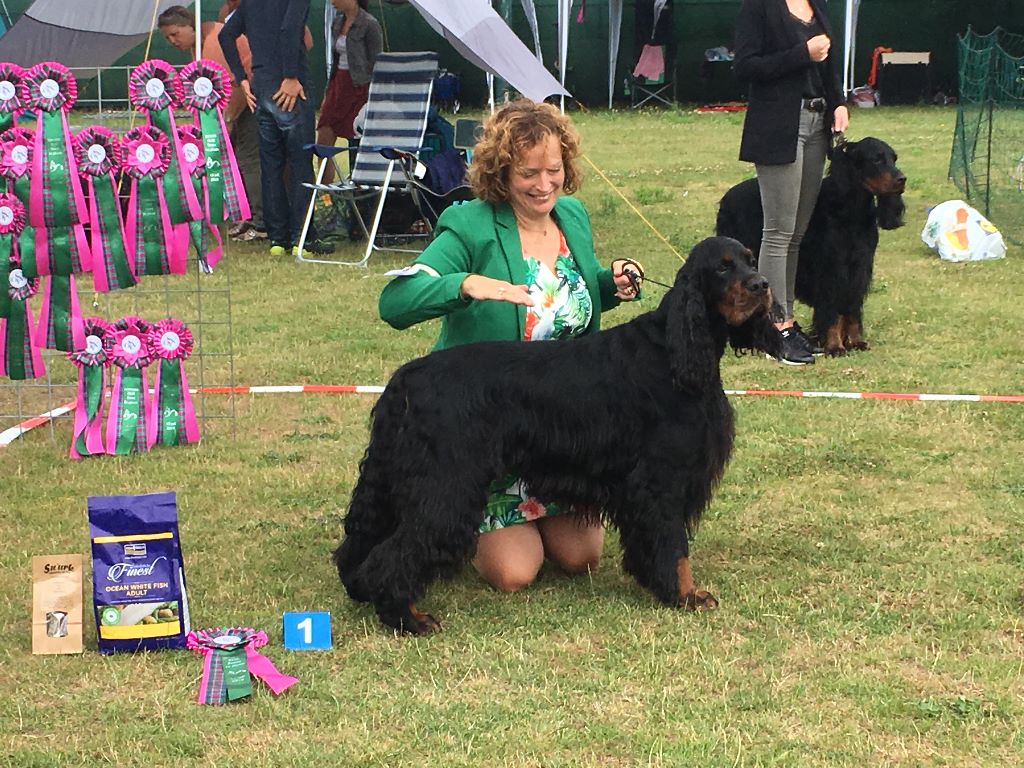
[282,611,332,651]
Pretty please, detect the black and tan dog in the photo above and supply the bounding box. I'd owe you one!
[334,237,781,634]
[716,137,906,356]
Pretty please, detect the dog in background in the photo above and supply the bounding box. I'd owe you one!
[716,137,906,356]
[334,237,781,634]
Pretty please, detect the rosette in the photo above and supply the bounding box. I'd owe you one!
[0,192,24,318]
[127,59,181,114]
[0,257,46,380]
[122,125,182,277]
[75,126,136,292]
[0,63,27,132]
[178,59,250,225]
[25,62,88,229]
[187,627,297,705]
[68,317,114,458]
[129,59,202,231]
[105,315,155,455]
[147,317,201,447]
[0,126,33,184]
[175,124,222,270]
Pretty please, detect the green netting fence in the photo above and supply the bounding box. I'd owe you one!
[949,26,1024,244]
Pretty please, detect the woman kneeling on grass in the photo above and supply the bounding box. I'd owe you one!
[378,100,643,592]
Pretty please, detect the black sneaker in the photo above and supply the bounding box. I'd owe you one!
[293,239,336,256]
[768,328,815,365]
[791,322,823,356]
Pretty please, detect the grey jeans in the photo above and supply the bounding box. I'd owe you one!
[755,109,827,320]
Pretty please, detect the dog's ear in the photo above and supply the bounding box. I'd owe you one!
[664,250,719,393]
[876,192,906,230]
[828,140,856,197]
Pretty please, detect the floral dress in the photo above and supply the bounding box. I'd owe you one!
[478,231,594,533]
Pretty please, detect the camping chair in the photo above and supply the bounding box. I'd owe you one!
[296,51,440,266]
[630,44,674,108]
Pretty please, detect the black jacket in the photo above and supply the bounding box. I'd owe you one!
[734,0,843,165]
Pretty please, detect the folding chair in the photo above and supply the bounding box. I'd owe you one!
[630,44,674,108]
[296,51,440,266]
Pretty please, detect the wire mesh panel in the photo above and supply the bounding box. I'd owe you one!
[0,66,236,451]
[949,27,1024,245]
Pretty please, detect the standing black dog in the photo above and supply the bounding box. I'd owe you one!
[716,137,906,356]
[334,237,781,634]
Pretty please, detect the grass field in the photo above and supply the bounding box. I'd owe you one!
[2,105,1022,767]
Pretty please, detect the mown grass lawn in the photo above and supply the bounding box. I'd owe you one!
[1,105,1022,767]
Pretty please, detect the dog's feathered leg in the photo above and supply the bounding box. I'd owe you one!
[676,557,719,611]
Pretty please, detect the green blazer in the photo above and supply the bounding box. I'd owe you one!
[379,196,623,350]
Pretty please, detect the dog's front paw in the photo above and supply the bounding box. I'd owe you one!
[378,602,443,635]
[824,345,847,357]
[848,339,869,351]
[680,589,719,611]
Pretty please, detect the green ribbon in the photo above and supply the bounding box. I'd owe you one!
[41,111,71,227]
[149,109,191,225]
[36,227,75,277]
[4,297,30,380]
[113,367,143,455]
[0,235,10,318]
[75,364,104,455]
[93,179,137,290]
[198,108,224,223]
[15,226,36,278]
[43,273,75,351]
[219,647,252,701]
[136,177,167,276]
[158,358,182,446]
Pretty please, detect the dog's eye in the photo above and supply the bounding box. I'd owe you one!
[717,262,731,274]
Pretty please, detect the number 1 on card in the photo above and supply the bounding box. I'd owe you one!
[282,611,332,650]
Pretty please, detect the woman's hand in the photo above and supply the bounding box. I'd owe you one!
[832,105,850,134]
[806,34,831,63]
[460,275,534,306]
[611,258,643,301]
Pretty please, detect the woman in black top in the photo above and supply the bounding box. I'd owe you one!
[734,0,848,365]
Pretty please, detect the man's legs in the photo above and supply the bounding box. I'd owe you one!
[255,98,290,247]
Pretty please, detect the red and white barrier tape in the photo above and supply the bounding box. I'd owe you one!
[3,385,1021,448]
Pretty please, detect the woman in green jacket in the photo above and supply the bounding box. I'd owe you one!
[379,100,641,593]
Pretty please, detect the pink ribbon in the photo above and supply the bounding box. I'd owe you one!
[34,273,85,351]
[68,316,113,459]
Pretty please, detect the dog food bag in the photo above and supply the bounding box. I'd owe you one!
[88,491,191,654]
[32,554,84,655]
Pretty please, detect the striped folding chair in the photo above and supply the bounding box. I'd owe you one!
[297,51,440,266]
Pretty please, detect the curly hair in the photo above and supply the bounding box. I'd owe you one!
[468,100,582,205]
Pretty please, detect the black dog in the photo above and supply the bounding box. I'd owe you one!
[334,237,781,634]
[716,137,906,356]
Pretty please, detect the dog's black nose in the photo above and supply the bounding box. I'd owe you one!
[744,275,769,294]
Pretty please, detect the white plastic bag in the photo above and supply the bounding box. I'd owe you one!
[921,200,1007,262]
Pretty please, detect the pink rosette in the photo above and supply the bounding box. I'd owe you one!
[67,316,113,368]
[0,63,27,115]
[0,192,26,235]
[24,61,77,112]
[187,627,295,705]
[109,315,154,369]
[148,317,193,361]
[176,124,205,178]
[128,59,182,114]
[75,126,122,178]
[178,59,232,113]
[0,127,33,180]
[6,258,39,301]
[122,125,171,179]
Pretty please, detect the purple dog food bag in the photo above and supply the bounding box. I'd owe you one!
[88,491,191,654]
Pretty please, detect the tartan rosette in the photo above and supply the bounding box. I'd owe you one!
[109,315,154,369]
[176,124,205,178]
[68,316,113,368]
[187,627,268,653]
[75,126,122,178]
[178,59,231,113]
[0,63,27,115]
[7,259,38,301]
[24,61,77,112]
[0,192,25,235]
[148,317,193,361]
[128,59,181,113]
[122,125,171,179]
[0,127,33,179]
